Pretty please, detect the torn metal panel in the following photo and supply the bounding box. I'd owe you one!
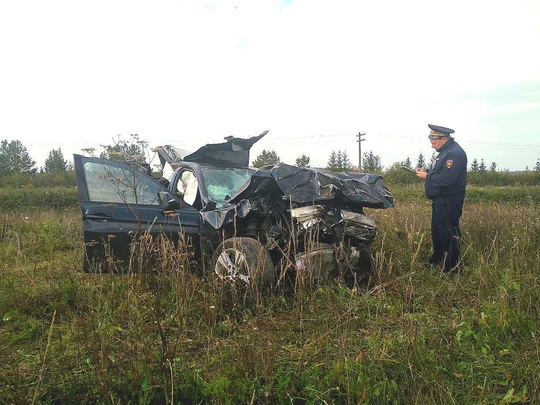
[339,210,378,244]
[290,205,325,229]
[154,130,268,168]
[154,145,192,166]
[294,243,336,281]
[183,130,268,167]
[200,195,270,230]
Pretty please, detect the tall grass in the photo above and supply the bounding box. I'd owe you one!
[0,187,539,404]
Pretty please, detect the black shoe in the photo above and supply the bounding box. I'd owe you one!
[428,253,444,265]
[443,264,462,275]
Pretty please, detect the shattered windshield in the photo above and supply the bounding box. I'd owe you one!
[201,167,254,204]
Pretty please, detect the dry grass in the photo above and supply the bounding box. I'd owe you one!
[1,188,539,403]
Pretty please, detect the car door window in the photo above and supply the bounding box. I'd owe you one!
[84,161,163,205]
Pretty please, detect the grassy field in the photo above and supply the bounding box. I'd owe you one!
[0,185,539,404]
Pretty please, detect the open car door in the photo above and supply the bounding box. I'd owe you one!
[73,154,200,272]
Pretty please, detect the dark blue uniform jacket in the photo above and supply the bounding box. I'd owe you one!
[425,138,467,199]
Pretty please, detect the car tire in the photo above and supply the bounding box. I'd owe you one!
[212,237,275,288]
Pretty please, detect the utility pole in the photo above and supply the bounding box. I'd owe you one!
[357,132,366,171]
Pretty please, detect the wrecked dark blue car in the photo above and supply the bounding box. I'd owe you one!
[74,131,394,287]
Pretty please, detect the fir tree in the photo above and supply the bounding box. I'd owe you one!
[403,157,412,169]
[0,139,36,175]
[470,158,479,172]
[362,151,383,173]
[479,159,487,173]
[341,150,352,171]
[327,151,339,172]
[416,153,426,169]
[44,148,68,173]
[336,150,343,171]
[295,155,310,168]
[252,149,280,168]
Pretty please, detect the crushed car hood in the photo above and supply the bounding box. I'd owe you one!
[201,163,394,229]
[231,163,394,209]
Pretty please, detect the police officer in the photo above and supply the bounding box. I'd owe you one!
[416,124,467,273]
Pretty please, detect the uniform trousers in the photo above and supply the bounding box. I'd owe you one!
[431,195,464,270]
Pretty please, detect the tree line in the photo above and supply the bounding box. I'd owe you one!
[0,140,69,175]
[252,147,540,174]
[0,134,151,177]
[1,137,539,188]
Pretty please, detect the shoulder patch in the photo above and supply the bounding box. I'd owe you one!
[445,159,454,169]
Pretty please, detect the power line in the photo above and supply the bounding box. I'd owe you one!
[277,136,540,152]
[49,131,536,153]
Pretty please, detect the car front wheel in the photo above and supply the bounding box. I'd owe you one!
[212,237,275,288]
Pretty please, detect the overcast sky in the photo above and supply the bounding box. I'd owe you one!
[1,0,539,171]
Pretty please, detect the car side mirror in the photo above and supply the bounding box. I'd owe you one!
[158,191,180,210]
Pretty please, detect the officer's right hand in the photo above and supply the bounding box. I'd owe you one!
[416,168,427,179]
